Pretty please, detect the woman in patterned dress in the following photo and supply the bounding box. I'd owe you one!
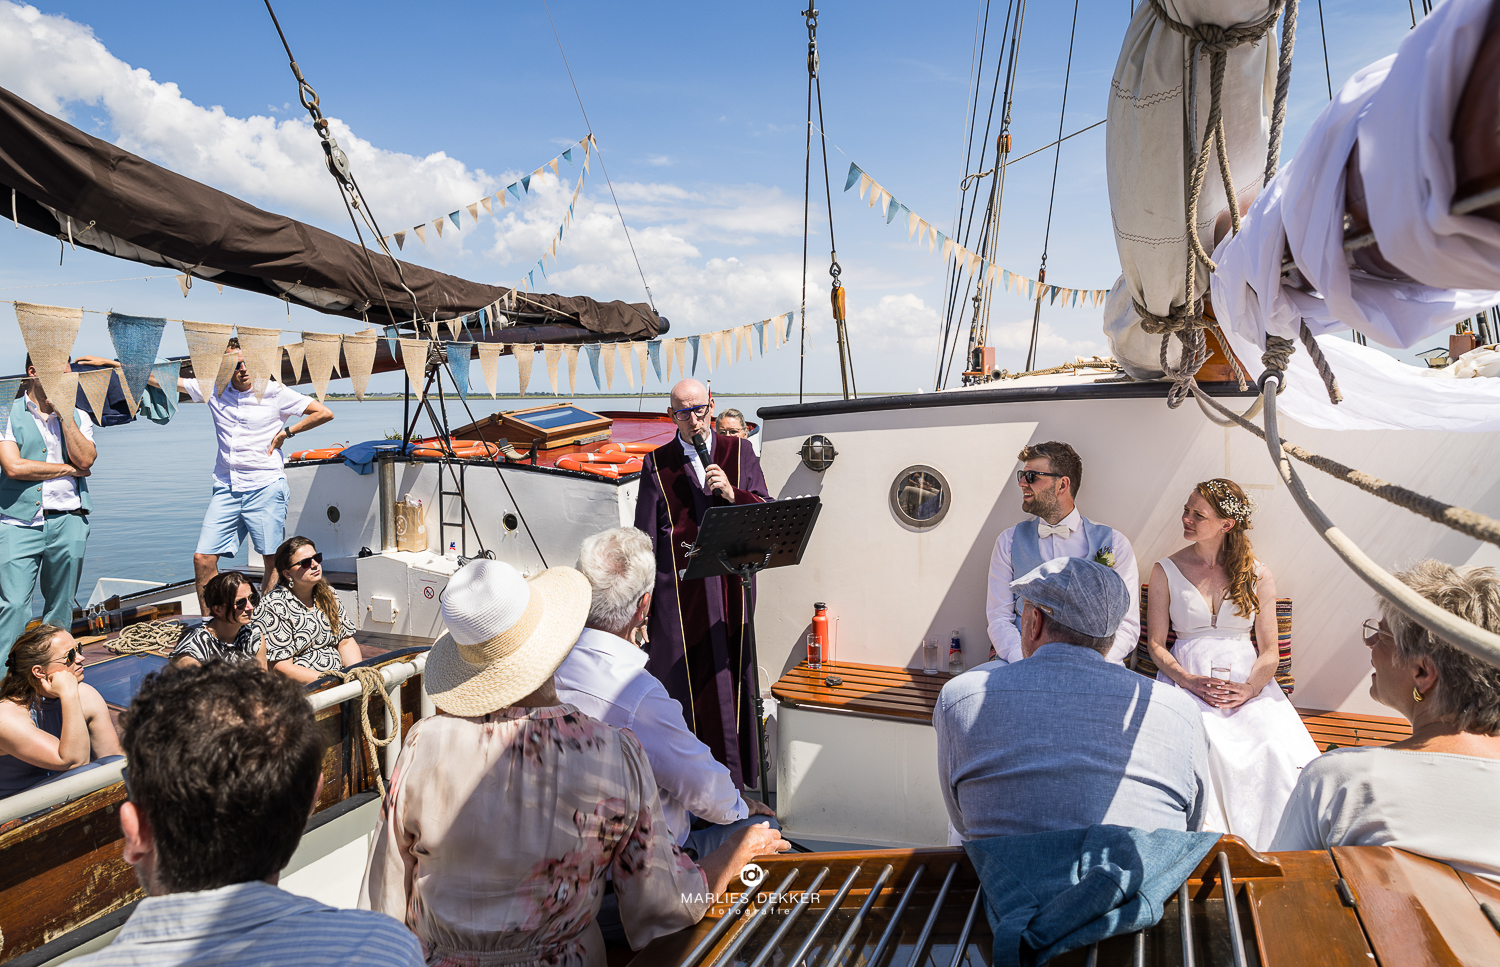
[171,571,266,669]
[253,537,361,683]
[360,559,787,967]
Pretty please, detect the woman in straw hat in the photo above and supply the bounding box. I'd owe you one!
[359,560,786,966]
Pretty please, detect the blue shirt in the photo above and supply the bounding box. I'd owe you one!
[934,643,1209,840]
[69,880,422,966]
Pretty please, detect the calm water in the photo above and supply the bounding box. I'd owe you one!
[44,393,829,612]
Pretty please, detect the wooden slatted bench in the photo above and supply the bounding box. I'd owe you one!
[1296,707,1412,752]
[771,660,948,724]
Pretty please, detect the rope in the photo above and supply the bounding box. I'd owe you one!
[1264,0,1299,184]
[338,665,399,798]
[108,620,180,656]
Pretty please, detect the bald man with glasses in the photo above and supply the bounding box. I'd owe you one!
[633,379,770,792]
[983,441,1139,666]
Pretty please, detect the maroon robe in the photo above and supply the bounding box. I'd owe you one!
[634,432,769,789]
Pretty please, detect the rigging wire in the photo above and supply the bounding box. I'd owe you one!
[799,15,815,404]
[1024,0,1081,372]
[1316,0,1333,99]
[542,0,657,317]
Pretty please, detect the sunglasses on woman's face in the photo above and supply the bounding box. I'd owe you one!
[290,552,324,571]
[44,647,83,668]
[232,594,257,612]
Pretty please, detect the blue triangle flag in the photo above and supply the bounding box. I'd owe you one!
[528,270,535,289]
[1049,285,1059,306]
[563,148,573,165]
[785,312,795,341]
[887,201,903,225]
[521,174,532,193]
[688,335,701,375]
[538,259,547,280]
[0,378,23,408]
[507,183,521,200]
[844,162,862,192]
[648,340,662,381]
[105,312,168,409]
[449,347,470,399]
[449,211,462,230]
[753,320,766,350]
[586,344,602,388]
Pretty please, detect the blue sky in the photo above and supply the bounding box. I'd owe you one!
[0,1,1421,395]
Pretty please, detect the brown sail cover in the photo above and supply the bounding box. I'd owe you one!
[0,85,659,338]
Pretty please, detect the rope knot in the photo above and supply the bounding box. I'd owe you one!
[1134,299,1205,336]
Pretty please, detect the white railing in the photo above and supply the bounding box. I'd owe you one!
[0,652,428,826]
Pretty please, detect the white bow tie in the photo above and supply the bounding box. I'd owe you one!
[1038,521,1074,539]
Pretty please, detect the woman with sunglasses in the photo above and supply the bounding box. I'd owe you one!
[0,623,122,797]
[252,537,361,683]
[1271,561,1500,878]
[171,571,267,670]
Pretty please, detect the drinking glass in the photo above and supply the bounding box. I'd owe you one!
[922,638,941,675]
[1212,666,1232,683]
[806,632,822,670]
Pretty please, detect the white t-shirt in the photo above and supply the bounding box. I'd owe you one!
[184,378,312,492]
[1270,746,1500,881]
[0,395,94,526]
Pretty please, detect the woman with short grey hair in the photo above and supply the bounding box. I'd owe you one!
[1272,560,1500,879]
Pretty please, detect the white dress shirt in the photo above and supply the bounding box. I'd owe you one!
[0,396,94,526]
[553,626,748,845]
[984,507,1140,665]
[183,379,312,492]
[678,430,713,490]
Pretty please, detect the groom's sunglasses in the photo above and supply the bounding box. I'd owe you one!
[1016,470,1066,485]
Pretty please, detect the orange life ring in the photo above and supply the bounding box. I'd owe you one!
[411,439,501,460]
[289,447,344,461]
[599,441,659,455]
[556,456,643,478]
[566,451,634,465]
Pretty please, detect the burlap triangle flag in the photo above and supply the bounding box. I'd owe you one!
[549,158,560,177]
[76,369,112,422]
[563,344,579,394]
[14,303,82,377]
[181,320,234,397]
[36,370,77,416]
[633,342,648,387]
[212,352,238,398]
[743,324,756,359]
[303,332,344,402]
[618,343,634,388]
[543,344,561,394]
[732,327,742,365]
[445,315,462,340]
[673,338,686,379]
[283,342,306,384]
[467,203,480,223]
[477,343,503,398]
[513,344,534,395]
[601,341,616,390]
[414,224,426,245]
[480,196,493,215]
[236,325,281,401]
[397,337,429,401]
[433,218,445,238]
[342,330,378,400]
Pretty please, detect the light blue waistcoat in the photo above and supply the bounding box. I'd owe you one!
[0,397,91,520]
[1010,516,1114,632]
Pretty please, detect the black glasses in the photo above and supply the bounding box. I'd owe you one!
[290,552,323,570]
[44,647,83,668]
[1016,470,1066,485]
[671,403,711,422]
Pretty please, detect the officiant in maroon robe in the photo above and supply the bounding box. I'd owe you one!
[634,379,769,790]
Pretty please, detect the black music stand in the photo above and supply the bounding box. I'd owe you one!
[680,495,821,792]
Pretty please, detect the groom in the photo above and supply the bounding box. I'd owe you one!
[984,441,1139,665]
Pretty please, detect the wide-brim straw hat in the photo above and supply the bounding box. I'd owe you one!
[424,559,591,717]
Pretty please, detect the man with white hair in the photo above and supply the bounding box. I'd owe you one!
[554,526,776,854]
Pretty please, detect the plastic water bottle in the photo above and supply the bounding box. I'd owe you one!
[447,541,458,559]
[949,631,964,674]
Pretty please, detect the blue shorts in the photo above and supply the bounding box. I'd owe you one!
[196,478,289,557]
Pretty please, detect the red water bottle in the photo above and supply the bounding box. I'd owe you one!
[810,603,829,668]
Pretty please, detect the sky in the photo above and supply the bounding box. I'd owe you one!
[0,0,1423,396]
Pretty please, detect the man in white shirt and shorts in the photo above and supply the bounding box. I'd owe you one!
[180,339,332,612]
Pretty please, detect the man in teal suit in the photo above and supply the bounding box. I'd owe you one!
[0,359,95,664]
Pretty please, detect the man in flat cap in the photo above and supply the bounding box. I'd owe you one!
[935,556,1209,840]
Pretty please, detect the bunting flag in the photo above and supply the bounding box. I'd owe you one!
[688,334,700,375]
[180,320,234,397]
[445,314,462,340]
[544,344,561,394]
[648,340,662,381]
[0,378,22,407]
[235,325,281,401]
[754,320,766,355]
[342,331,377,401]
[448,344,470,400]
[104,312,166,417]
[433,218,445,238]
[149,360,179,400]
[586,343,602,390]
[392,337,426,401]
[414,224,426,245]
[633,341,649,388]
[477,342,504,398]
[394,230,406,250]
[600,340,616,389]
[672,338,686,381]
[511,153,590,292]
[513,344,535,395]
[843,161,1111,308]
[563,344,579,394]
[304,332,344,402]
[38,370,78,415]
[704,333,716,374]
[618,342,634,388]
[283,342,306,384]
[76,369,112,422]
[14,302,82,380]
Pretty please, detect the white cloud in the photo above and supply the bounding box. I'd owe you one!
[645,154,676,167]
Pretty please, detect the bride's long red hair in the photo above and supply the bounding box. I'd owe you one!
[1196,478,1259,618]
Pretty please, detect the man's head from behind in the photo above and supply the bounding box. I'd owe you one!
[576,526,654,639]
[1016,441,1081,522]
[1012,557,1128,658]
[119,662,324,895]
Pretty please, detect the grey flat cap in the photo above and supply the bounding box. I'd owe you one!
[1010,556,1130,639]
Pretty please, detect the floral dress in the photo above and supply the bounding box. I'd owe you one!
[359,705,710,967]
[251,584,355,675]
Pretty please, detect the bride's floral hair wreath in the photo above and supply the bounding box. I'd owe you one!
[1200,479,1257,523]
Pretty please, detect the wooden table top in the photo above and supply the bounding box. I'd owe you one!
[771,661,950,724]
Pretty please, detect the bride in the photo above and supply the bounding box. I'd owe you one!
[1146,478,1319,850]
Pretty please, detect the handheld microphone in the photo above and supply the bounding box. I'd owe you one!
[691,432,712,469]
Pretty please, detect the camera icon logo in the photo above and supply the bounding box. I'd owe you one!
[738,862,766,889]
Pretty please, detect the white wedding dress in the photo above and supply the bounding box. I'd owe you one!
[1155,558,1320,851]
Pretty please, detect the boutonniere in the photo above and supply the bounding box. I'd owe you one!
[1094,547,1117,568]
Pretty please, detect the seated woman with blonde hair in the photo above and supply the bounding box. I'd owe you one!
[254,537,361,683]
[1146,478,1319,850]
[1272,560,1500,879]
[0,624,122,798]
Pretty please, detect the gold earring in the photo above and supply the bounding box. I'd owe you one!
[1412,686,1424,703]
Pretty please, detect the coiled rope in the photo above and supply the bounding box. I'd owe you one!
[338,666,399,798]
[107,620,180,656]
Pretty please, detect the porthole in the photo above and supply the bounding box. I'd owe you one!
[502,513,519,532]
[890,465,950,528]
[800,435,837,472]
[326,505,340,523]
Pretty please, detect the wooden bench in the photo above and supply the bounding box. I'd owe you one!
[1295,707,1412,752]
[771,660,947,724]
